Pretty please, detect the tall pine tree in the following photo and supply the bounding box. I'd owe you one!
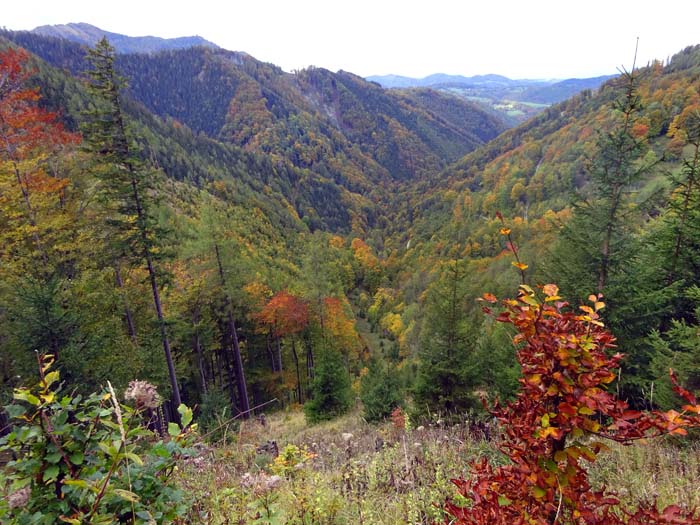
[82,38,182,409]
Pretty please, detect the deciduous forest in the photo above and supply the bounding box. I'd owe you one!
[1,27,700,524]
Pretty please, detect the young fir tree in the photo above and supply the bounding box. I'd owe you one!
[304,347,353,423]
[81,38,182,409]
[414,259,479,416]
[549,66,658,305]
[547,66,661,403]
[360,358,402,422]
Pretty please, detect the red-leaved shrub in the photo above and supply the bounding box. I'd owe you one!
[446,284,700,524]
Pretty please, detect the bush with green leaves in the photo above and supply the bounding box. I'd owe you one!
[0,355,196,524]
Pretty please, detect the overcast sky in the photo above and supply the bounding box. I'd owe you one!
[4,0,700,79]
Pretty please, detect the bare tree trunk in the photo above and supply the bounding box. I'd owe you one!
[215,244,250,418]
[291,338,303,404]
[304,331,314,380]
[144,248,181,409]
[266,331,281,373]
[114,263,137,344]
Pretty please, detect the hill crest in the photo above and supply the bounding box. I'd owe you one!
[31,22,218,54]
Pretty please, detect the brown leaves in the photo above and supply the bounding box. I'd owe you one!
[446,286,700,524]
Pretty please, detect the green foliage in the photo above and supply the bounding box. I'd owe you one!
[270,444,314,479]
[360,359,402,422]
[649,286,700,409]
[413,260,480,416]
[304,349,353,424]
[0,355,196,524]
[197,386,235,440]
[549,68,657,302]
[473,321,520,400]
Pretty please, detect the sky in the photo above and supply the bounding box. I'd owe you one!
[3,0,700,79]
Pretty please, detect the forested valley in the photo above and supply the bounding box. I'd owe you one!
[2,27,700,524]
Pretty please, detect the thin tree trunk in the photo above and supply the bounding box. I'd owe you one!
[304,331,314,380]
[215,244,250,418]
[123,158,181,410]
[219,330,238,408]
[291,338,303,404]
[144,249,182,409]
[266,331,279,373]
[306,345,314,381]
[114,263,137,344]
[275,332,283,372]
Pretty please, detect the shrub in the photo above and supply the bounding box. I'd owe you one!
[0,355,195,524]
[445,285,700,524]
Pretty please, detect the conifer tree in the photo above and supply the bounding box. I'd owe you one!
[304,347,353,423]
[82,38,182,409]
[549,66,658,305]
[360,358,402,422]
[414,259,479,416]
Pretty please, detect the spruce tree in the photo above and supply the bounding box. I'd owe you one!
[82,38,182,409]
[414,259,479,416]
[360,358,402,422]
[304,348,353,423]
[549,67,658,304]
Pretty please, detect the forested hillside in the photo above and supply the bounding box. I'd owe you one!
[2,24,700,425]
[32,22,218,53]
[372,47,700,409]
[3,23,700,525]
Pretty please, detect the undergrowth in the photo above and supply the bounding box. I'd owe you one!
[180,410,700,524]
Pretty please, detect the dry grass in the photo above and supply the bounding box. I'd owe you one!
[589,438,700,510]
[180,409,700,524]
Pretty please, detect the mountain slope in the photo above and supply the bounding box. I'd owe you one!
[5,28,506,191]
[0,32,369,232]
[400,49,700,264]
[113,50,506,183]
[31,22,218,53]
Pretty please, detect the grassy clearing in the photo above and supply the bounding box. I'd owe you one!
[180,410,700,524]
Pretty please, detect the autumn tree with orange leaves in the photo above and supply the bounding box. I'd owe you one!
[0,47,88,386]
[0,47,79,275]
[254,290,310,403]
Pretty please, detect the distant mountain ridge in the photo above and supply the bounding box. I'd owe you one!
[367,73,544,89]
[367,72,615,124]
[31,22,218,54]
